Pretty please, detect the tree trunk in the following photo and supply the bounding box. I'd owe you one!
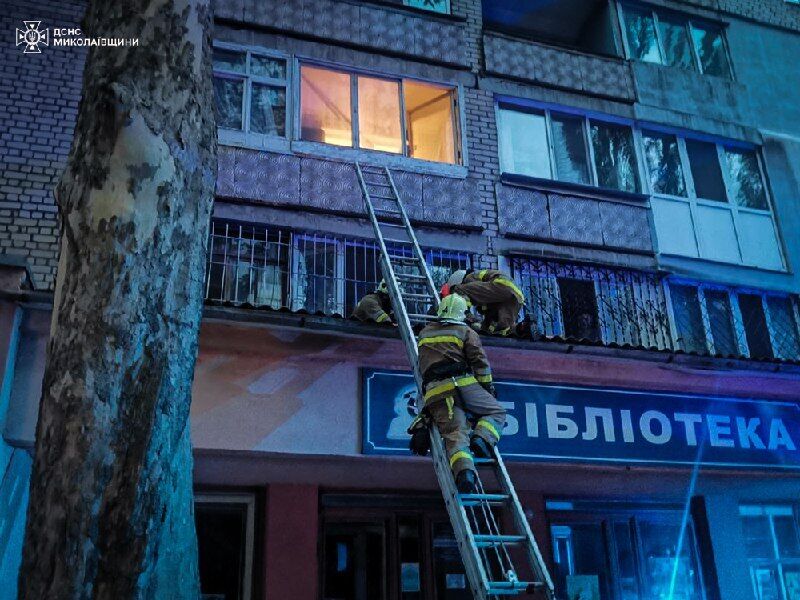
[19,0,216,597]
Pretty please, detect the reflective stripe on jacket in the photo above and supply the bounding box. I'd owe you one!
[417,321,492,404]
[465,269,524,304]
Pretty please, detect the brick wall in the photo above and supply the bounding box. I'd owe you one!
[0,0,86,290]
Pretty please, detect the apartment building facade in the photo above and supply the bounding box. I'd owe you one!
[1,0,800,598]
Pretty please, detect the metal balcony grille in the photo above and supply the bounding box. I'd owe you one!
[510,258,673,351]
[669,282,800,362]
[205,220,471,317]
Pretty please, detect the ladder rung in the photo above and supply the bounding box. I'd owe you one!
[459,493,509,506]
[396,273,426,281]
[487,581,544,595]
[402,293,435,301]
[407,313,437,321]
[360,165,385,173]
[383,237,412,245]
[374,208,401,216]
[473,534,525,548]
[378,221,406,229]
[473,457,496,466]
[370,194,398,201]
[386,255,419,263]
[366,181,393,188]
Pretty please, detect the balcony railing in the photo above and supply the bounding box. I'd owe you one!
[204,220,472,318]
[510,257,673,351]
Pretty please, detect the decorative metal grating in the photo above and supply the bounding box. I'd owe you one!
[510,257,674,351]
[205,220,471,317]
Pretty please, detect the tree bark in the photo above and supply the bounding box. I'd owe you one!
[18,0,216,598]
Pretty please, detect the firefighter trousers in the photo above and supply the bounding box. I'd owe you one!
[427,382,506,476]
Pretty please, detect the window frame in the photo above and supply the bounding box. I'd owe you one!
[495,100,645,195]
[296,60,463,166]
[642,127,784,270]
[666,279,800,360]
[617,2,734,79]
[740,504,800,600]
[213,42,291,151]
[195,492,256,600]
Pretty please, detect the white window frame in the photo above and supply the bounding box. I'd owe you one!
[642,129,785,270]
[495,102,644,194]
[740,504,800,600]
[617,3,734,79]
[296,61,463,166]
[195,492,256,600]
[213,42,291,152]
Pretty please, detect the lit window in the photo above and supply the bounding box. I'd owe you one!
[299,65,459,164]
[496,104,638,193]
[740,505,800,600]
[358,76,402,154]
[668,281,800,361]
[404,80,456,164]
[300,66,352,147]
[213,47,288,138]
[620,5,733,78]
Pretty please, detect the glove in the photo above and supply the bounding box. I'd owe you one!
[407,414,431,456]
[480,382,497,398]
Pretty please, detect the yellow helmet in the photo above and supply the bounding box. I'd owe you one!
[437,293,469,322]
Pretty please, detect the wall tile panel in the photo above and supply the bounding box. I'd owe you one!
[549,194,604,246]
[300,158,362,213]
[496,185,550,239]
[599,202,653,252]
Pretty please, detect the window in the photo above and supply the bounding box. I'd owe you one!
[740,505,800,600]
[511,258,673,351]
[667,281,800,361]
[497,104,640,193]
[299,65,459,164]
[205,220,472,318]
[549,501,705,600]
[620,5,733,78]
[213,47,288,140]
[195,493,255,600]
[648,134,783,270]
[404,0,450,14]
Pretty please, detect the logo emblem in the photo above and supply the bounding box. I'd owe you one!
[16,21,48,53]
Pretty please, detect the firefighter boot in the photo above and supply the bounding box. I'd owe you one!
[470,435,492,459]
[456,469,477,494]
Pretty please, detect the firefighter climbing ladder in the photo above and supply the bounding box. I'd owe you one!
[355,162,555,600]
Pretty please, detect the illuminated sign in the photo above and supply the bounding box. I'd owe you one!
[362,369,800,469]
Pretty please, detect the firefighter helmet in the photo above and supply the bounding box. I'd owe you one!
[437,293,469,322]
[447,270,467,287]
[377,279,389,294]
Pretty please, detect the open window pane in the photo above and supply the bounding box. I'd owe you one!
[358,76,402,154]
[551,113,590,185]
[213,48,246,73]
[691,23,731,77]
[643,131,686,196]
[497,108,551,178]
[300,66,352,146]
[705,289,739,356]
[623,7,661,63]
[670,285,707,354]
[658,15,696,70]
[685,139,727,201]
[739,294,774,360]
[404,80,456,164]
[724,148,768,210]
[590,121,639,193]
[214,76,244,130]
[250,83,286,136]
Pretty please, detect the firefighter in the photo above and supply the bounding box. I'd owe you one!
[441,269,524,336]
[409,293,506,494]
[352,279,395,324]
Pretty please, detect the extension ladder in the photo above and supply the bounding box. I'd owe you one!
[355,162,555,600]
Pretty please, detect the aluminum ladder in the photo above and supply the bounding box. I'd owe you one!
[355,162,556,600]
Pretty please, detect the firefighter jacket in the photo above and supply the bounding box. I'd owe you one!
[352,291,393,323]
[456,269,524,304]
[417,321,493,405]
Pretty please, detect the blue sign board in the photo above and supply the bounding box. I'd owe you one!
[362,369,800,470]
